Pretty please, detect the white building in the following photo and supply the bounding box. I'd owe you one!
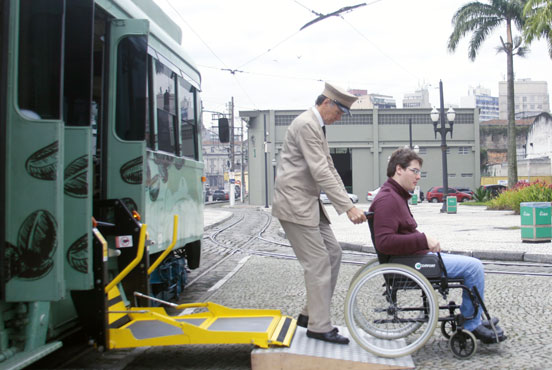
[402,88,430,108]
[351,93,396,109]
[461,86,499,122]
[499,79,550,120]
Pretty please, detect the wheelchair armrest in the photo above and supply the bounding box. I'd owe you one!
[388,254,443,279]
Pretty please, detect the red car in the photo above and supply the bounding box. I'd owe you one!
[426,186,472,203]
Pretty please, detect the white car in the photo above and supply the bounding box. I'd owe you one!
[366,187,381,202]
[320,191,358,204]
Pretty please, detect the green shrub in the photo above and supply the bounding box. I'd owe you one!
[473,186,490,202]
[487,180,552,214]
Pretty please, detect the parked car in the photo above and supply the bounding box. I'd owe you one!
[455,187,474,197]
[426,186,472,203]
[366,187,381,202]
[212,190,226,201]
[484,184,507,198]
[320,191,358,204]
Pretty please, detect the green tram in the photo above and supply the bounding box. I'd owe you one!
[0,0,204,367]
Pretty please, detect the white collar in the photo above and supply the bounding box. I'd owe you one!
[311,106,324,128]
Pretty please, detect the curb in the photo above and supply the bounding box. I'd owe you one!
[278,228,552,263]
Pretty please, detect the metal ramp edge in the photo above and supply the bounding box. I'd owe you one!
[251,326,415,370]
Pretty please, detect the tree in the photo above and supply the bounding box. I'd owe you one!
[523,0,552,57]
[448,0,527,188]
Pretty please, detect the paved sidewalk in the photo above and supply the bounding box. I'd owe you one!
[206,203,552,263]
[325,202,552,263]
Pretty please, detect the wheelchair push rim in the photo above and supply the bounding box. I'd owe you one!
[345,264,439,358]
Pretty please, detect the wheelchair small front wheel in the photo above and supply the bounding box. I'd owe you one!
[441,320,457,339]
[449,329,477,359]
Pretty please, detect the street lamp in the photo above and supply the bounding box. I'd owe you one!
[430,80,455,213]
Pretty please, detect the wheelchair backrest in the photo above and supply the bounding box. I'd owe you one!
[365,211,444,279]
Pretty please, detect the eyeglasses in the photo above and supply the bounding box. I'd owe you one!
[407,167,421,175]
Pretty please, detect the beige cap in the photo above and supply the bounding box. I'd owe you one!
[322,82,358,115]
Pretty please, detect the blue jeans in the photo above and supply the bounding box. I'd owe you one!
[433,253,485,331]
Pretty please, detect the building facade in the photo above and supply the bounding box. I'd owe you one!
[241,108,480,206]
[402,88,431,108]
[351,93,397,109]
[498,79,550,120]
[201,125,247,192]
[461,86,499,122]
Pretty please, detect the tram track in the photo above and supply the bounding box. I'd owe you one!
[198,207,552,280]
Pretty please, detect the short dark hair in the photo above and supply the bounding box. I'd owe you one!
[387,147,423,177]
[315,94,327,106]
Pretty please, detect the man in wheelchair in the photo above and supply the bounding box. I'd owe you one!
[368,147,506,344]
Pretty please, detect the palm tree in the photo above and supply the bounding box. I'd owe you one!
[448,0,528,188]
[523,0,552,58]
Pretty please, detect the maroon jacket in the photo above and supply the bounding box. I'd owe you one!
[368,178,429,255]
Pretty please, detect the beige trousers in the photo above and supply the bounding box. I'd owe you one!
[279,213,342,332]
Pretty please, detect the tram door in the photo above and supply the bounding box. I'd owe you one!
[101,19,149,297]
[102,19,148,212]
[4,0,66,301]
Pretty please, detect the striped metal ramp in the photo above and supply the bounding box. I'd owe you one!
[251,326,414,370]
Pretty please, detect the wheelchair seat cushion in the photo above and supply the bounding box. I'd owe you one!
[388,254,443,279]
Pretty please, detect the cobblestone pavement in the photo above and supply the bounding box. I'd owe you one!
[47,205,552,369]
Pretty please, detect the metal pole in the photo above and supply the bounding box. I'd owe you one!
[439,80,449,213]
[263,114,269,208]
[241,118,245,202]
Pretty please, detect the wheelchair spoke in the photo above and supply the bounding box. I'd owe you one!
[345,264,439,358]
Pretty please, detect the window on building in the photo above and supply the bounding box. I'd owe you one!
[418,147,427,154]
[461,173,473,177]
[420,171,427,178]
[448,173,456,178]
[458,147,470,154]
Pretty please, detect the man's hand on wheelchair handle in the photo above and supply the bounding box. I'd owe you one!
[347,206,367,224]
[426,234,441,253]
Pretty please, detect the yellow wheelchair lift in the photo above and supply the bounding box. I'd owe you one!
[104,216,296,350]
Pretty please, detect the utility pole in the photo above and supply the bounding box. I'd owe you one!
[241,118,245,202]
[229,97,235,206]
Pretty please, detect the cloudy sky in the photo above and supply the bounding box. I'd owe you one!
[155,0,552,125]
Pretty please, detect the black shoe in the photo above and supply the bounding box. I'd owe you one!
[482,317,499,328]
[307,328,349,345]
[297,314,308,328]
[472,324,506,344]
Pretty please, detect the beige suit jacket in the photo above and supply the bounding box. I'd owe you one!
[272,108,353,227]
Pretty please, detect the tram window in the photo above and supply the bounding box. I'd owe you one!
[154,60,177,154]
[115,36,147,141]
[64,0,93,126]
[18,0,63,120]
[145,56,154,149]
[178,77,197,159]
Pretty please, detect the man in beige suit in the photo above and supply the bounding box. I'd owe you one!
[272,82,366,345]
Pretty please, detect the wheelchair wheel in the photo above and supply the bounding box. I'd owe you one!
[449,329,477,359]
[441,320,457,339]
[345,264,439,358]
[348,258,379,288]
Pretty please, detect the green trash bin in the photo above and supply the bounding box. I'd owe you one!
[446,196,457,214]
[520,202,552,242]
[410,194,418,205]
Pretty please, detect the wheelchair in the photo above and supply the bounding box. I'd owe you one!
[344,212,502,359]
